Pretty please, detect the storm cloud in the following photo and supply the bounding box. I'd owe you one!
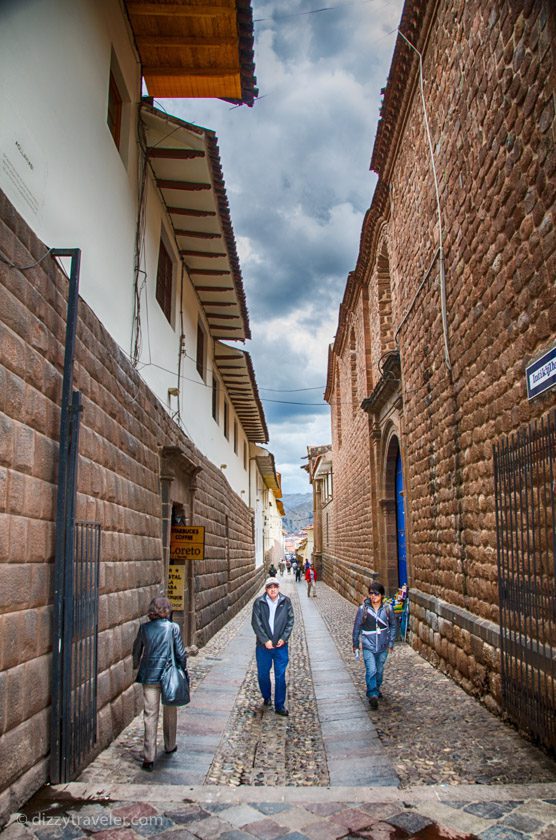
[164,0,404,492]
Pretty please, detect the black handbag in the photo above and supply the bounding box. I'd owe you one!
[160,631,190,707]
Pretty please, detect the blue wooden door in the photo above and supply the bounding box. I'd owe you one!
[395,451,408,586]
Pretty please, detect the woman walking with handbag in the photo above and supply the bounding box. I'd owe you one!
[132,596,189,771]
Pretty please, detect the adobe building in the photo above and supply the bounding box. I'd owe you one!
[325,0,555,750]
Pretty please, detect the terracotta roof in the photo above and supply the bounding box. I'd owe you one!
[255,449,282,496]
[141,102,250,340]
[124,0,258,106]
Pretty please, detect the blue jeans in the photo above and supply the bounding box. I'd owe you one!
[362,648,389,698]
[256,645,289,710]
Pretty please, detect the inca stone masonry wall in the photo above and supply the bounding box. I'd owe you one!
[326,0,555,714]
[0,191,263,819]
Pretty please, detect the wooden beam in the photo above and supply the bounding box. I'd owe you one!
[194,285,234,292]
[198,299,236,306]
[147,147,205,160]
[175,230,222,239]
[190,269,231,276]
[206,313,240,320]
[137,35,236,48]
[127,3,235,17]
[180,249,227,258]
[144,67,239,78]
[157,179,211,191]
[168,207,217,217]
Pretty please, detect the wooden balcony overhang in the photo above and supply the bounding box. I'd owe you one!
[141,102,250,340]
[214,341,268,442]
[124,0,258,106]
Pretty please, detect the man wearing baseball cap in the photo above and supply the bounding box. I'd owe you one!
[251,577,294,716]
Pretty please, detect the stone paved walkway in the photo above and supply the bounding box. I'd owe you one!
[4,579,556,839]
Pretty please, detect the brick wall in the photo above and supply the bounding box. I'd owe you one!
[0,191,263,819]
[327,0,555,711]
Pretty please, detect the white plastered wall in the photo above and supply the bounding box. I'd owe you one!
[0,0,251,497]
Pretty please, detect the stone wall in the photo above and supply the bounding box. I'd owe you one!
[326,0,555,714]
[330,292,376,568]
[0,190,262,820]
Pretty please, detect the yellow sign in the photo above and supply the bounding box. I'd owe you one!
[167,563,185,610]
[170,525,205,561]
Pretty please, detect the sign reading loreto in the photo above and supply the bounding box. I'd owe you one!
[167,563,185,611]
[170,525,205,561]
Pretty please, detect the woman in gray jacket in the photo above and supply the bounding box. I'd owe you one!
[352,582,396,709]
[132,596,187,770]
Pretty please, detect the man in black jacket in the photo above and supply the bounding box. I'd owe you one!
[251,577,294,716]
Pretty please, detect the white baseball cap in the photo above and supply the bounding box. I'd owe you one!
[264,577,280,588]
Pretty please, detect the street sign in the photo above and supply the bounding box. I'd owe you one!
[170,525,205,561]
[526,344,556,400]
[167,563,185,610]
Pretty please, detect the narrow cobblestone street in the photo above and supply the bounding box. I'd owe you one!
[4,580,556,839]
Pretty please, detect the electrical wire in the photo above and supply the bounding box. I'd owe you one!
[0,247,53,270]
[254,0,393,24]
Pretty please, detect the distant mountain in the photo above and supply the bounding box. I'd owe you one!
[281,493,313,534]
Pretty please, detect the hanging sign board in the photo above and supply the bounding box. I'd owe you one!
[167,563,185,611]
[170,525,205,561]
[526,344,556,400]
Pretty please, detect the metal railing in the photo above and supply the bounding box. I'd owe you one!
[494,410,555,752]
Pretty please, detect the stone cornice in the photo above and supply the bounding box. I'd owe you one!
[370,0,434,181]
[353,180,390,287]
[361,351,401,415]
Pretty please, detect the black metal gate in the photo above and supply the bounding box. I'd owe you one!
[49,249,101,782]
[64,521,101,779]
[494,409,555,752]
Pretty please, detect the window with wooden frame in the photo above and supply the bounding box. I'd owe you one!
[212,374,220,423]
[243,440,248,470]
[223,399,229,440]
[196,322,206,380]
[155,238,173,323]
[107,71,122,148]
[233,419,238,454]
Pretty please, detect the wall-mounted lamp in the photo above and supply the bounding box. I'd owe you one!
[168,387,179,398]
[220,464,227,470]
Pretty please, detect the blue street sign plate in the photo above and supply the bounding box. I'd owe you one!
[526,344,556,400]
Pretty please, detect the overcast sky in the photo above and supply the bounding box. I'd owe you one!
[162,0,404,495]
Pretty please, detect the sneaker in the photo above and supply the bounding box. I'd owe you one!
[165,746,178,754]
[369,697,379,710]
[142,761,154,771]
[275,707,289,717]
[263,697,272,707]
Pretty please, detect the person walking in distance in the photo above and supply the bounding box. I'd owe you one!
[305,562,317,597]
[251,577,294,716]
[352,582,396,709]
[132,596,188,770]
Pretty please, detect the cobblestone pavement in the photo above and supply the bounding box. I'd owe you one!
[205,579,329,787]
[5,580,556,839]
[76,578,555,791]
[313,585,556,789]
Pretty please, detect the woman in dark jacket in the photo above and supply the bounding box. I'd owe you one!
[132,596,187,771]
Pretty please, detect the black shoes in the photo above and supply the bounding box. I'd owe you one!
[142,761,154,771]
[275,707,289,717]
[263,697,272,707]
[165,746,178,754]
[369,697,379,710]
